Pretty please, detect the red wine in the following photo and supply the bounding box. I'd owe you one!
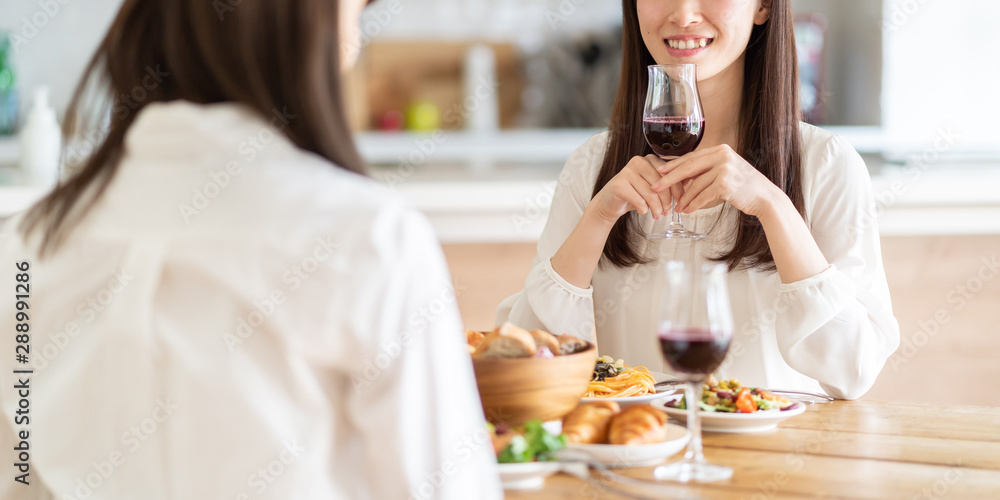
[643,117,705,158]
[658,328,730,375]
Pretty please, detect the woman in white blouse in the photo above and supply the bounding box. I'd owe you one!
[0,1,500,499]
[499,0,900,400]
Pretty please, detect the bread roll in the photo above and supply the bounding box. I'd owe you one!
[557,334,589,356]
[529,330,560,355]
[608,405,668,445]
[561,401,621,444]
[473,323,537,359]
[466,329,486,349]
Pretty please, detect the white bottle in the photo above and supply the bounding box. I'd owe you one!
[463,44,500,171]
[463,44,500,134]
[19,87,62,187]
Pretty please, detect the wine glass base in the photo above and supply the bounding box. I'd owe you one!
[646,228,707,240]
[653,460,733,483]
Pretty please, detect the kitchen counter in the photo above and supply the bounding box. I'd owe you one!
[2,128,999,241]
[4,163,999,242]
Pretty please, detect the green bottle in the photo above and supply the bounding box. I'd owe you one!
[0,32,18,136]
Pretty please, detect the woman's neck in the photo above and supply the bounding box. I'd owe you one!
[698,55,745,150]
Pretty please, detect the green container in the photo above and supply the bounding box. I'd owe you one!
[0,32,18,136]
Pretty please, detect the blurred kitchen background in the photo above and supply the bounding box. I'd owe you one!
[1,0,998,405]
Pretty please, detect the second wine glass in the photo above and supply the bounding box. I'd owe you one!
[643,64,706,240]
[654,261,733,482]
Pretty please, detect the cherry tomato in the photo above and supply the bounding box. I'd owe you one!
[736,387,758,413]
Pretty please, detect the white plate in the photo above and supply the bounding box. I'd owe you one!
[652,394,807,434]
[581,371,679,407]
[497,462,561,490]
[557,423,690,468]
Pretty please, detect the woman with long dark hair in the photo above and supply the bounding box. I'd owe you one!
[499,0,899,399]
[0,1,501,498]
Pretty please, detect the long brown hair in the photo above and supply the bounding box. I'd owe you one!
[20,0,365,253]
[595,0,803,271]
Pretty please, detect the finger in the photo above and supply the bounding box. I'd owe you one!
[668,183,684,213]
[629,176,664,219]
[654,147,718,174]
[675,172,717,212]
[679,185,719,214]
[652,157,715,192]
[634,156,667,186]
[619,185,649,215]
[635,157,673,215]
[644,154,669,173]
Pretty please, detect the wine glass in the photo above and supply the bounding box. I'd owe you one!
[654,261,733,482]
[643,64,706,240]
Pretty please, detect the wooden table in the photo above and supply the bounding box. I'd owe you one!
[506,400,1000,499]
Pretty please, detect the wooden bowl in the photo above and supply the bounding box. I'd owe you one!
[472,343,596,427]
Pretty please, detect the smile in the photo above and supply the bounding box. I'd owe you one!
[666,38,713,50]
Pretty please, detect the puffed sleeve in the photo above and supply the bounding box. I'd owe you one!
[495,132,609,342]
[774,133,901,400]
[340,204,503,500]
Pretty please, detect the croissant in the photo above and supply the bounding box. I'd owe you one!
[608,405,668,445]
[561,401,621,444]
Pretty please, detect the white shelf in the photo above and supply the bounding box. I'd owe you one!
[0,126,963,170]
[0,137,19,168]
[355,126,890,165]
[5,164,999,242]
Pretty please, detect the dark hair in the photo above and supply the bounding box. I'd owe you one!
[595,0,803,271]
[20,0,365,253]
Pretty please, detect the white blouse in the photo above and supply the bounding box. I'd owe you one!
[0,101,501,499]
[498,124,900,400]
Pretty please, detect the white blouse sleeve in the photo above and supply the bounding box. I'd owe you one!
[495,133,607,342]
[774,134,901,400]
[341,206,502,500]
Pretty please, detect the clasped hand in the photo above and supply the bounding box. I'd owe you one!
[590,144,783,224]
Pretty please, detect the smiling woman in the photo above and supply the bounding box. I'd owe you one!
[498,0,900,402]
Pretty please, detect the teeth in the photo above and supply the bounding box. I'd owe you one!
[668,38,711,50]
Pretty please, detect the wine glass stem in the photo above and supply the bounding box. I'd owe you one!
[671,203,683,227]
[684,380,706,463]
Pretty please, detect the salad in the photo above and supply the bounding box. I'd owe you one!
[489,420,567,463]
[665,376,796,413]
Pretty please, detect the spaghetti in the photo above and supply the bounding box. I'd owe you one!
[585,365,657,398]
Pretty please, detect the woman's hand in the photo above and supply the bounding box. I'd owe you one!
[589,154,681,224]
[650,144,785,218]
